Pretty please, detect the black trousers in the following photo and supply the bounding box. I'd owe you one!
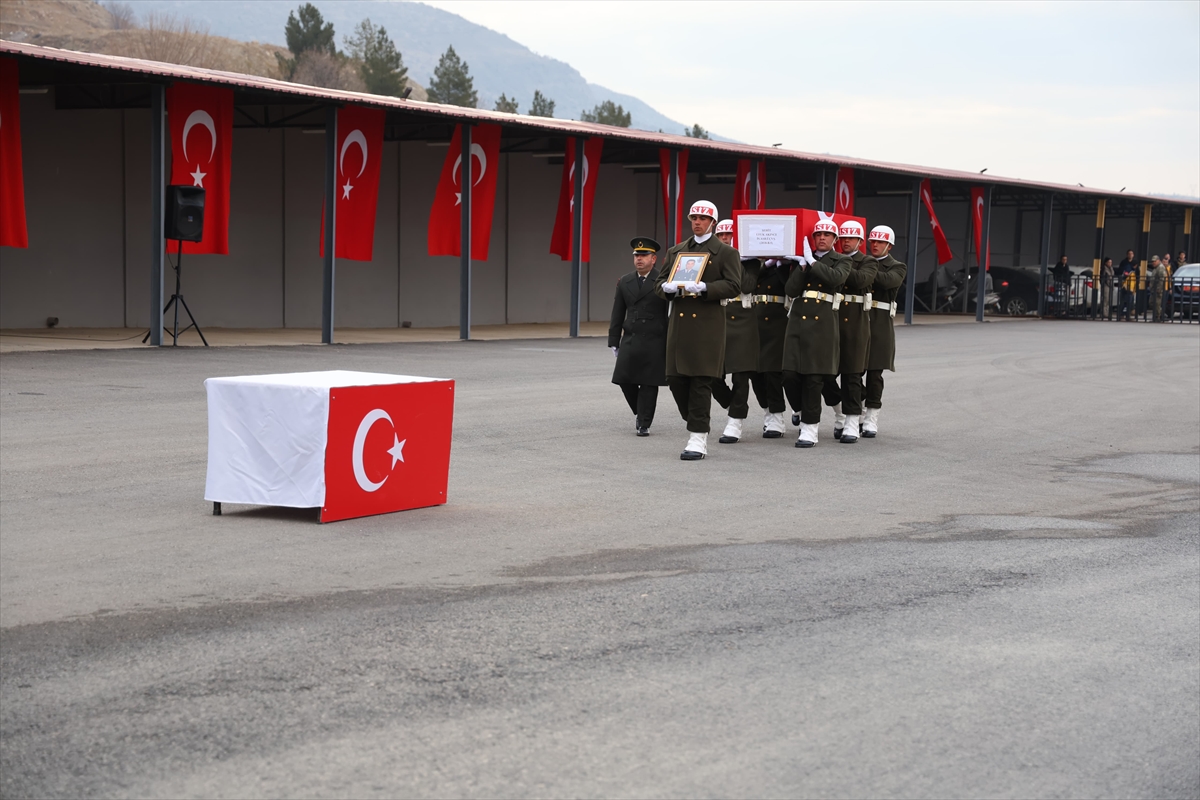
[711,371,753,419]
[864,370,885,409]
[821,373,865,415]
[619,383,659,428]
[751,371,786,413]
[668,375,714,433]
[782,371,829,425]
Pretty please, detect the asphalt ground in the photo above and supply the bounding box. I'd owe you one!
[1,319,1198,798]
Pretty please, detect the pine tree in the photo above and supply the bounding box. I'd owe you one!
[426,46,478,108]
[278,3,336,80]
[684,123,710,139]
[494,93,519,113]
[581,100,630,127]
[529,90,555,118]
[345,18,407,96]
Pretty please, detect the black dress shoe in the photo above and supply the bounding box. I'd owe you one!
[680,449,705,460]
[861,430,876,438]
[795,439,815,448]
[718,435,739,444]
[763,430,783,439]
[636,427,650,437]
[840,434,858,444]
[791,413,800,426]
[833,428,843,440]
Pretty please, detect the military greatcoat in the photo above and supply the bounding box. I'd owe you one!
[654,235,742,377]
[781,251,851,375]
[754,259,791,372]
[609,266,668,387]
[837,250,878,374]
[722,257,760,375]
[866,253,908,372]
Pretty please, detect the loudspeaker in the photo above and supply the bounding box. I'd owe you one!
[166,185,205,242]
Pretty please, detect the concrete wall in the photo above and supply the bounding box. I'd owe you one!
[2,93,1192,330]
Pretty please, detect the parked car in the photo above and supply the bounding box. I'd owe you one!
[989,266,1041,316]
[1171,263,1200,319]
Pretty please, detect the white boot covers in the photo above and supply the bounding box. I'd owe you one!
[720,417,743,443]
[796,422,818,448]
[681,431,708,460]
[763,412,787,437]
[862,407,879,437]
[841,415,860,443]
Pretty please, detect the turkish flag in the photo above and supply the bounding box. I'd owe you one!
[730,208,866,257]
[732,159,766,211]
[320,105,385,262]
[427,123,502,261]
[919,179,954,265]
[834,168,855,216]
[0,58,27,249]
[658,148,690,245]
[970,186,991,270]
[167,83,232,254]
[322,379,455,522]
[550,136,604,261]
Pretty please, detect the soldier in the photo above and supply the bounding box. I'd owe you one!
[609,237,668,436]
[821,220,877,443]
[751,257,792,438]
[781,218,851,448]
[710,219,759,444]
[655,201,743,460]
[862,225,907,437]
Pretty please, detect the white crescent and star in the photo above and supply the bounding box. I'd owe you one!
[838,181,851,211]
[452,143,487,205]
[742,172,751,207]
[568,155,590,212]
[351,408,406,494]
[339,129,369,200]
[182,109,216,188]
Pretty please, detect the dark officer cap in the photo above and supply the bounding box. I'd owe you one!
[630,237,661,254]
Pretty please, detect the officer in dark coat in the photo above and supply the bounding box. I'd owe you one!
[781,218,851,448]
[655,200,743,460]
[862,225,907,438]
[751,257,792,437]
[709,219,759,444]
[609,237,668,436]
[821,220,877,443]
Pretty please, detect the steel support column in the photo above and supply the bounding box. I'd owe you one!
[975,185,994,322]
[148,84,165,346]
[1038,193,1053,317]
[751,160,762,210]
[1184,208,1194,261]
[321,106,337,344]
[666,149,679,247]
[569,137,584,338]
[904,178,921,326]
[819,166,830,212]
[459,125,472,340]
[1138,204,1152,294]
[1091,199,1106,318]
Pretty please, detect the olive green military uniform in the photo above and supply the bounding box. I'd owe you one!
[821,250,877,416]
[750,259,791,415]
[711,258,760,421]
[654,235,743,433]
[781,251,851,424]
[609,266,668,430]
[864,253,907,408]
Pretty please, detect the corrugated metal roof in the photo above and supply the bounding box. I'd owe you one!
[2,40,1193,209]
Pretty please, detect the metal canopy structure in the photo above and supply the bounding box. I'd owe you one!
[2,40,1195,341]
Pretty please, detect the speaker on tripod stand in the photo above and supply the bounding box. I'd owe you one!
[144,186,209,346]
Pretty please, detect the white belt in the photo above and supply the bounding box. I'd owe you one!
[721,293,753,309]
[869,298,898,318]
[842,292,873,307]
[752,294,787,304]
[802,290,842,310]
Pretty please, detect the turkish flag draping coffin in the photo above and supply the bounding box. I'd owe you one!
[731,208,867,255]
[204,371,454,523]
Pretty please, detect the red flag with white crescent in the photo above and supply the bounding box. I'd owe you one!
[920,178,954,265]
[834,167,855,216]
[732,159,766,211]
[167,83,232,254]
[970,185,991,270]
[0,58,27,249]
[550,136,604,261]
[320,105,385,262]
[427,123,502,260]
[658,148,690,245]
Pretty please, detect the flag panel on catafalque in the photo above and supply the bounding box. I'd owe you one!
[322,380,455,523]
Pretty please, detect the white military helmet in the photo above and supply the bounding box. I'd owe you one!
[839,220,865,240]
[812,218,840,236]
[868,225,896,244]
[715,219,734,234]
[689,200,718,221]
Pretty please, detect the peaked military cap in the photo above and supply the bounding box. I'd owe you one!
[631,237,661,254]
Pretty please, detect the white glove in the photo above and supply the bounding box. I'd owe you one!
[662,282,679,294]
[610,346,618,358]
[684,281,706,294]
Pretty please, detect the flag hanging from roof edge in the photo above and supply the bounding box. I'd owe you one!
[658,148,689,245]
[732,159,766,211]
[1,58,29,249]
[321,105,386,261]
[920,179,955,265]
[168,83,233,254]
[427,123,502,261]
[834,168,854,216]
[550,136,604,261]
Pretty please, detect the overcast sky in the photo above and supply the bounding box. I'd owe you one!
[421,0,1199,198]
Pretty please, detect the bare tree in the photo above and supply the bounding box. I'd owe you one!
[104,1,138,31]
[132,12,227,68]
[292,50,365,92]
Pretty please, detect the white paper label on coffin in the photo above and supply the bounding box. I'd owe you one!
[737,214,798,257]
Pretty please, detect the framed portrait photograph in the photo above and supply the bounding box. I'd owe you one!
[667,252,711,285]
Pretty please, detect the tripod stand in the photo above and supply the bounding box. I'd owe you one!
[144,239,208,346]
